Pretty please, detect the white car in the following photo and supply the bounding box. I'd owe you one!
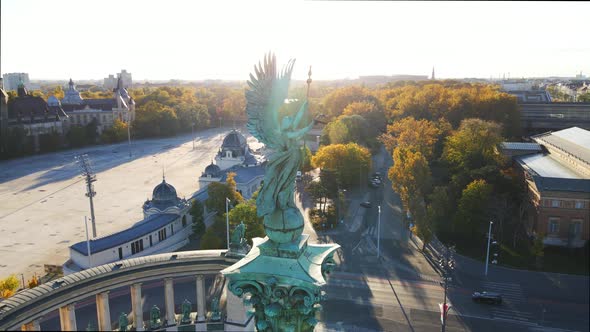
[296,171,302,181]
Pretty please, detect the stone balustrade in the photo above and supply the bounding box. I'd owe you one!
[0,250,254,331]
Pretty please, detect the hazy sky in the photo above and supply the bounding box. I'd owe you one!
[2,0,589,81]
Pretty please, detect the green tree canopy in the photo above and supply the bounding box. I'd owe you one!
[227,199,264,244]
[134,101,179,137]
[312,143,372,188]
[453,179,493,239]
[206,172,244,216]
[322,114,376,148]
[190,200,206,237]
[442,118,503,185]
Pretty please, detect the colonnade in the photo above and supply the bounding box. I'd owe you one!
[21,274,208,331]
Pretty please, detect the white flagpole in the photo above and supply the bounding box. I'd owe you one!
[85,216,92,268]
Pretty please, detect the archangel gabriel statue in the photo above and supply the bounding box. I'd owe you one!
[246,53,314,244]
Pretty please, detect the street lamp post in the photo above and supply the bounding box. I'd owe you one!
[485,221,493,276]
[377,205,381,259]
[126,112,132,158]
[191,122,195,150]
[85,216,93,268]
[226,197,230,250]
[440,246,455,332]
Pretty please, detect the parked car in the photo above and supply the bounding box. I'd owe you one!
[370,180,380,188]
[360,201,372,208]
[472,291,502,304]
[296,171,302,181]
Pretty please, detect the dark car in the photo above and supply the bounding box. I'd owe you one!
[472,291,502,304]
[360,201,372,208]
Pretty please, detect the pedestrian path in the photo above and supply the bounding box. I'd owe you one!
[482,281,535,323]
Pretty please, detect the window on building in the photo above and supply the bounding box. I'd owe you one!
[575,201,584,209]
[131,239,144,255]
[570,220,582,237]
[171,223,174,235]
[118,247,123,260]
[548,218,560,235]
[551,200,560,208]
[182,216,187,227]
[158,228,167,242]
[149,235,153,246]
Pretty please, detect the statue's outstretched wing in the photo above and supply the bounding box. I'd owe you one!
[246,53,295,149]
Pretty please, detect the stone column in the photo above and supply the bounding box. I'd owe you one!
[96,291,112,331]
[196,275,206,322]
[20,319,41,331]
[58,303,77,331]
[130,283,144,331]
[164,278,176,325]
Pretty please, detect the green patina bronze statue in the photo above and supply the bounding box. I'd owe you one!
[150,305,161,329]
[118,312,128,331]
[246,54,314,244]
[222,53,340,332]
[210,297,221,321]
[181,299,192,324]
[231,221,246,246]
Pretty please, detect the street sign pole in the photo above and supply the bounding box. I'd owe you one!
[485,221,493,276]
[377,205,381,259]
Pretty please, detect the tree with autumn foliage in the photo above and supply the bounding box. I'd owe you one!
[342,100,387,133]
[388,147,431,212]
[380,117,441,160]
[0,275,20,299]
[322,85,381,120]
[312,143,372,188]
[100,118,128,143]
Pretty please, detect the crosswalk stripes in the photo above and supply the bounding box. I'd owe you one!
[482,281,526,304]
[481,281,534,323]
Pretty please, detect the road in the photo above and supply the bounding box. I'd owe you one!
[0,126,262,279]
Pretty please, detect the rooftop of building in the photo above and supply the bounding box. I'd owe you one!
[532,127,590,165]
[500,142,543,151]
[219,163,266,184]
[516,153,585,179]
[70,213,178,256]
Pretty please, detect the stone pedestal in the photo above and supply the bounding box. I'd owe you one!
[223,282,255,331]
[221,235,339,332]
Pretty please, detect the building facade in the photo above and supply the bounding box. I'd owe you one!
[59,78,135,134]
[514,127,590,248]
[104,69,132,89]
[199,130,265,199]
[2,73,30,91]
[64,177,192,274]
[1,84,68,152]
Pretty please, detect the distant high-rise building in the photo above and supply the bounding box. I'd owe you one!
[2,73,30,91]
[431,67,435,80]
[103,69,132,89]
